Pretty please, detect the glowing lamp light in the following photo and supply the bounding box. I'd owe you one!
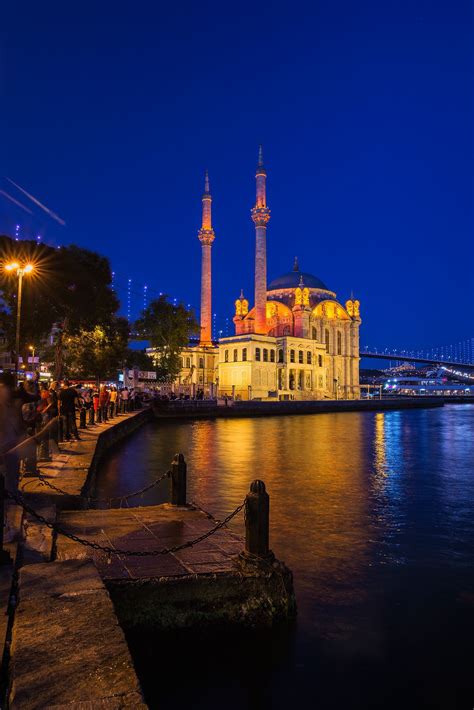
[5,262,20,271]
[24,264,34,273]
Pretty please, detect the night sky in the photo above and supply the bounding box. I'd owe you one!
[1,1,472,349]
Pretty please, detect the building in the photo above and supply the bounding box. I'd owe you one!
[218,148,361,400]
[153,148,361,400]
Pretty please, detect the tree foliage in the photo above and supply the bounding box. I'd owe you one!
[53,318,130,382]
[0,235,121,377]
[134,296,199,382]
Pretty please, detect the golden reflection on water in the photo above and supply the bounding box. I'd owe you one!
[178,413,376,632]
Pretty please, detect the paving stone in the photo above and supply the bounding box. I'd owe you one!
[10,560,147,709]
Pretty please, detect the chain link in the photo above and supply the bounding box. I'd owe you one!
[35,469,172,505]
[7,488,246,557]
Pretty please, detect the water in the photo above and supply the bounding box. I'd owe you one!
[97,406,474,709]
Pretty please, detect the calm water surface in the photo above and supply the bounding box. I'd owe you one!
[97,405,474,709]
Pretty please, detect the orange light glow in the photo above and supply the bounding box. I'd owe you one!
[5,262,20,271]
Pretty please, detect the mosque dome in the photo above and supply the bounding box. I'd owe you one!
[267,257,329,292]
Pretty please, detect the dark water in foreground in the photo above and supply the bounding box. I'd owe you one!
[97,406,474,709]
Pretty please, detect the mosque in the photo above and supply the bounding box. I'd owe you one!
[173,148,361,400]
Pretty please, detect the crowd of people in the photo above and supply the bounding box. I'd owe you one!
[0,372,141,491]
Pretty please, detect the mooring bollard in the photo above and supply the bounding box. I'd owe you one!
[79,408,87,428]
[244,480,272,559]
[0,470,12,565]
[170,453,187,506]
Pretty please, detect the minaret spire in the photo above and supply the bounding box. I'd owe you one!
[251,145,271,334]
[198,170,215,346]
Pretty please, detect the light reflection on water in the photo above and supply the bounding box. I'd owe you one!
[97,405,474,709]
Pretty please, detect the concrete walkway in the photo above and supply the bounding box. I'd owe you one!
[56,504,244,581]
[9,560,147,709]
[19,410,145,501]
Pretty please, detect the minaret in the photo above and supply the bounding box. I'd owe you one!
[251,146,271,334]
[198,170,215,346]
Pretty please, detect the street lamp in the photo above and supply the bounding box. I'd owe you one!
[4,261,34,382]
[29,344,36,372]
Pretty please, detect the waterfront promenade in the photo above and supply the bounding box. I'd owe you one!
[5,406,294,708]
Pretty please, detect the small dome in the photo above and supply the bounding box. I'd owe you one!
[268,270,329,291]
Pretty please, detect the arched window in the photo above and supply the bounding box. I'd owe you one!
[312,327,317,340]
[263,348,268,362]
[255,348,261,361]
[283,325,291,336]
[233,349,238,362]
[242,348,247,361]
[298,350,303,364]
[199,357,204,369]
[307,352,312,364]
[325,329,330,353]
[270,350,275,362]
[318,354,323,367]
[224,350,229,363]
[337,331,342,355]
[290,349,295,363]
[186,357,191,368]
[278,349,284,363]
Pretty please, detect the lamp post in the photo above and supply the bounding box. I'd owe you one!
[4,261,34,382]
[29,344,36,372]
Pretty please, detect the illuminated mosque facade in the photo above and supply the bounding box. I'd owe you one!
[178,148,361,400]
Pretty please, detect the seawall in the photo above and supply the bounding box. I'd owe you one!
[152,397,444,419]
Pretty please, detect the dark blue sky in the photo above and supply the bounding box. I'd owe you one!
[1,0,472,349]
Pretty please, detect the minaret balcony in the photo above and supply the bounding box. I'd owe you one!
[198,228,215,245]
[251,207,271,226]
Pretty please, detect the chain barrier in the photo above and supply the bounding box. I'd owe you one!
[6,487,246,557]
[35,469,172,506]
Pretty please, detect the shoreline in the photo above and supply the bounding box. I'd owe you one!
[152,396,445,419]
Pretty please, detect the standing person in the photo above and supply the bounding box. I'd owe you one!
[121,386,129,412]
[37,382,53,462]
[99,385,109,422]
[109,386,118,417]
[47,381,60,454]
[92,389,100,419]
[59,380,81,441]
[0,372,40,488]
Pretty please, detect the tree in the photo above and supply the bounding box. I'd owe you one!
[57,317,130,383]
[0,235,120,377]
[123,348,155,372]
[134,296,199,382]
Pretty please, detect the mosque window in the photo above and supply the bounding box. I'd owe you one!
[224,350,229,363]
[318,354,323,367]
[283,326,291,336]
[242,348,247,361]
[233,349,238,362]
[312,327,317,340]
[186,357,191,368]
[255,348,261,361]
[278,349,284,363]
[263,349,268,362]
[298,351,303,364]
[199,357,204,369]
[270,350,275,362]
[290,349,295,363]
[307,352,312,364]
[325,329,330,353]
[337,331,342,355]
